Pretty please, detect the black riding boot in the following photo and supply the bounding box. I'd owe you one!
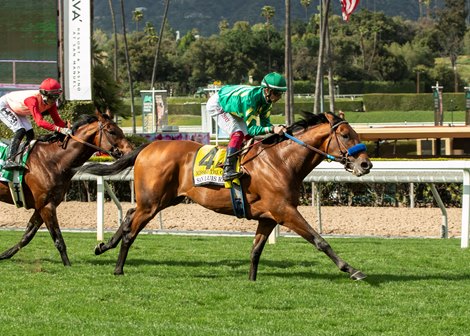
[3,129,25,170]
[223,147,243,181]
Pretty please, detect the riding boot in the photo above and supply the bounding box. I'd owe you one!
[3,129,25,170]
[223,147,243,181]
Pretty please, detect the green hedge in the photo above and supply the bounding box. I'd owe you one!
[291,80,418,95]
[167,100,365,116]
[363,93,465,111]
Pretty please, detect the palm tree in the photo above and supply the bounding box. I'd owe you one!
[151,0,171,89]
[300,0,312,21]
[285,0,294,125]
[132,8,144,31]
[314,0,331,114]
[107,0,118,82]
[261,5,275,72]
[120,0,136,133]
[144,22,158,46]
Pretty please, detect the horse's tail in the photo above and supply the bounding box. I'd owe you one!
[81,143,150,176]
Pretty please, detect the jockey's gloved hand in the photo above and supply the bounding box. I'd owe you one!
[272,125,287,135]
[55,126,72,135]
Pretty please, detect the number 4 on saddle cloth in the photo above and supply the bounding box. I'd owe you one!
[193,145,246,218]
[0,140,35,208]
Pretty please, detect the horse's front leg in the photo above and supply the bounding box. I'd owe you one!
[279,207,366,280]
[95,208,136,255]
[40,203,71,266]
[0,210,44,260]
[249,218,277,281]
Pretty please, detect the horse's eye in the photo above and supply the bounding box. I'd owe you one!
[108,130,117,136]
[341,133,349,140]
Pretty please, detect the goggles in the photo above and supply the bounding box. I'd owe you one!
[46,93,61,100]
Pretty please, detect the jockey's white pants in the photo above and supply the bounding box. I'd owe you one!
[0,96,32,132]
[206,92,247,136]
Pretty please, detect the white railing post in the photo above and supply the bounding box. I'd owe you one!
[96,176,104,241]
[461,169,470,248]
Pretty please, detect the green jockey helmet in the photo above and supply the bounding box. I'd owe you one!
[261,72,288,92]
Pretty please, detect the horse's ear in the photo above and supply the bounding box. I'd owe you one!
[95,109,105,120]
[104,108,114,118]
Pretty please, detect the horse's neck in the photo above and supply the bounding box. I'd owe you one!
[247,127,330,179]
[34,139,96,171]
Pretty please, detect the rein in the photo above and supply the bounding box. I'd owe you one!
[284,118,367,167]
[230,116,366,167]
[65,121,117,158]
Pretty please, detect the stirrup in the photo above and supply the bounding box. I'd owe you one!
[223,170,243,181]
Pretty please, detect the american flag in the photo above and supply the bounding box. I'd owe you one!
[340,0,360,21]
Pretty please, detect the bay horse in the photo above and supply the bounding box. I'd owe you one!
[81,112,372,280]
[0,111,133,265]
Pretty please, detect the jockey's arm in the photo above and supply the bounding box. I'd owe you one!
[48,105,67,128]
[24,97,64,132]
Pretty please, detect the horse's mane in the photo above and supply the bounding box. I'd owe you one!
[262,111,342,145]
[71,114,100,132]
[36,113,110,143]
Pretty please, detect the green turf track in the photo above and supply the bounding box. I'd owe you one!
[0,231,469,335]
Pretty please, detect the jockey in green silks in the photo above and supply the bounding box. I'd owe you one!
[206,72,288,181]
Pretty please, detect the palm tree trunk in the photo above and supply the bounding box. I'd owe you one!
[108,0,118,81]
[285,0,294,125]
[151,0,171,89]
[314,0,330,114]
[326,21,335,113]
[119,0,136,134]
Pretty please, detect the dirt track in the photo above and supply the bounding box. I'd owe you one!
[0,201,462,238]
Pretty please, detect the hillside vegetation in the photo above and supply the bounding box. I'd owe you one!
[94,0,427,37]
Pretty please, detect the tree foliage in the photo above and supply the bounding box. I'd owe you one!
[93,4,469,98]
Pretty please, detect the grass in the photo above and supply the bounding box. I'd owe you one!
[0,231,469,335]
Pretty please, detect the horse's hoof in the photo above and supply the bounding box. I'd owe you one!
[350,270,367,281]
[94,243,105,255]
[114,270,124,276]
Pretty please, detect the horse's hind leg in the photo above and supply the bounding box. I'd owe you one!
[249,218,277,281]
[95,208,136,255]
[114,204,158,275]
[41,204,71,266]
[0,210,44,260]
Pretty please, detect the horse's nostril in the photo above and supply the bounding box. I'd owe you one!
[361,161,372,170]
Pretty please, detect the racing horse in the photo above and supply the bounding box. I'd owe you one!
[81,112,372,280]
[0,111,133,265]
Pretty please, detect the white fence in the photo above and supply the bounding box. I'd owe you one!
[72,160,470,248]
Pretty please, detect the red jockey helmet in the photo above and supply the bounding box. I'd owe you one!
[39,78,63,96]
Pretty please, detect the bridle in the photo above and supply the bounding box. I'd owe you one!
[64,120,122,158]
[284,117,366,172]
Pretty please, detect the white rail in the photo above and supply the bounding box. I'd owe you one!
[304,160,470,248]
[72,161,470,248]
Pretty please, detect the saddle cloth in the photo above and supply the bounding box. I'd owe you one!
[192,145,246,218]
[193,145,241,187]
[0,140,35,208]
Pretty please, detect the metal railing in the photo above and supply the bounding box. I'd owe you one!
[72,161,470,248]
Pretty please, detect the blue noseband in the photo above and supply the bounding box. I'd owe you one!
[347,143,367,156]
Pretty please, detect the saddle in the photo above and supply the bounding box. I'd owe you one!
[193,145,246,218]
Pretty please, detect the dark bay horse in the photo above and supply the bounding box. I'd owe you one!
[0,111,133,265]
[81,112,372,280]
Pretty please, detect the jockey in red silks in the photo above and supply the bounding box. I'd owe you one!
[0,78,71,170]
[206,72,288,181]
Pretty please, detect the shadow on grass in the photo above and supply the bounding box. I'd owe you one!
[363,272,470,286]
[87,257,319,270]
